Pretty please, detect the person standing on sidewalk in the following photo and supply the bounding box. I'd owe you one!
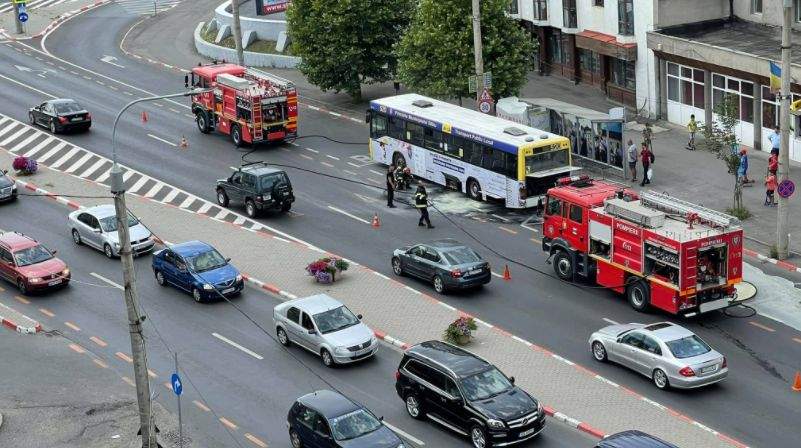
[386,165,396,208]
[768,126,781,156]
[415,185,434,228]
[642,122,653,152]
[640,142,653,186]
[686,115,698,150]
[768,152,779,176]
[738,148,753,185]
[627,139,638,182]
[765,172,778,206]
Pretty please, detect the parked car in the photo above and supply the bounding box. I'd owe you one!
[589,322,727,390]
[594,430,679,448]
[391,239,490,294]
[274,294,377,367]
[0,232,70,295]
[151,241,243,303]
[0,170,17,203]
[396,340,545,448]
[29,98,91,134]
[287,390,404,448]
[68,204,154,258]
[216,161,294,217]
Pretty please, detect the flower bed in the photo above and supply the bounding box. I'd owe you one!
[443,316,477,345]
[305,257,349,284]
[12,156,38,175]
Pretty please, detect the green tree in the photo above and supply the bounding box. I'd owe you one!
[286,0,413,100]
[396,0,535,100]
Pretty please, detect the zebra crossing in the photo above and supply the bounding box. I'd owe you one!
[113,0,181,15]
[0,0,77,14]
[0,114,268,232]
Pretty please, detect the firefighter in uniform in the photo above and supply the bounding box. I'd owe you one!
[415,185,434,229]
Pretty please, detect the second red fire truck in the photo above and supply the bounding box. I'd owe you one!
[542,175,744,317]
[187,63,298,146]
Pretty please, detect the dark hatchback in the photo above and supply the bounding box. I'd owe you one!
[595,430,679,448]
[287,390,405,448]
[0,170,17,202]
[396,341,544,448]
[391,239,491,294]
[29,99,91,134]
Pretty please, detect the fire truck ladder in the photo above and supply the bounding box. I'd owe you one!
[251,96,263,141]
[640,191,740,228]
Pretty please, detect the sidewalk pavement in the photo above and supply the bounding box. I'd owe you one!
[0,301,42,334]
[1,140,748,448]
[0,0,109,40]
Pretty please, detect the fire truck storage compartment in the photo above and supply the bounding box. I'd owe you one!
[644,241,679,286]
[611,220,642,272]
[596,259,625,293]
[697,244,727,289]
[649,281,679,314]
[588,218,611,259]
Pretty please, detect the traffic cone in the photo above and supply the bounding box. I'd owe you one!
[502,264,511,281]
[793,372,801,392]
[179,136,188,149]
[141,111,148,123]
[372,213,380,228]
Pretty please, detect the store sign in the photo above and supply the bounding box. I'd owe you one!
[262,0,289,14]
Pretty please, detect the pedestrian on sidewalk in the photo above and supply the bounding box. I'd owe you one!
[686,115,698,150]
[768,152,779,176]
[386,165,396,208]
[642,122,653,152]
[737,148,753,185]
[627,139,638,182]
[640,142,653,186]
[765,172,777,206]
[769,126,781,156]
[415,185,434,228]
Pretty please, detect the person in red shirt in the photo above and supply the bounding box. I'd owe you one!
[768,153,779,176]
[640,143,653,186]
[765,173,778,206]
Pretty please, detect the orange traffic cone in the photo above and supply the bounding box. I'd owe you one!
[179,136,188,149]
[503,264,511,281]
[141,111,148,123]
[793,372,801,392]
[372,213,381,228]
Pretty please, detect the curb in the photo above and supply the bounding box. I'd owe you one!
[0,0,110,41]
[0,302,42,334]
[743,247,801,274]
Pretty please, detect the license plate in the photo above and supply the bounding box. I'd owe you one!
[71,117,82,122]
[519,428,535,437]
[701,365,718,374]
[48,279,62,286]
[468,269,482,275]
[222,287,235,294]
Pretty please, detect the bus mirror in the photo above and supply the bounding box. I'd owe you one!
[184,75,189,89]
[365,110,371,124]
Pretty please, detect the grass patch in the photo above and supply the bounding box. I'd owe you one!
[200,24,292,55]
[726,207,752,220]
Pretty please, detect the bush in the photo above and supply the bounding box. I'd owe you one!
[443,317,477,345]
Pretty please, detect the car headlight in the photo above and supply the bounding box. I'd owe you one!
[371,335,378,345]
[61,268,70,276]
[487,419,505,430]
[235,274,243,282]
[114,242,121,249]
[202,283,214,290]
[29,277,42,284]
[335,346,349,355]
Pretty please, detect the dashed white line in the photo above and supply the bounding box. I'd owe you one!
[320,161,335,168]
[147,133,177,147]
[325,154,340,160]
[299,154,314,160]
[327,206,370,224]
[491,271,504,278]
[211,332,264,360]
[347,162,361,168]
[491,213,511,223]
[305,147,319,153]
[369,169,384,176]
[602,317,619,325]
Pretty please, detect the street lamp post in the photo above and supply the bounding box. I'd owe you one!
[109,89,209,448]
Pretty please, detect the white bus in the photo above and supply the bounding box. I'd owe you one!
[367,94,577,209]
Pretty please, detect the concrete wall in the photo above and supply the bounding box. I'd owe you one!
[214,0,286,41]
[656,0,728,28]
[194,22,300,69]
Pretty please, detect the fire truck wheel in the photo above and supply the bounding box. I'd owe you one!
[626,280,650,312]
[230,124,243,147]
[196,112,211,134]
[553,251,574,281]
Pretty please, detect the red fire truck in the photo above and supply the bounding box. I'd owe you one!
[187,63,298,146]
[541,175,744,317]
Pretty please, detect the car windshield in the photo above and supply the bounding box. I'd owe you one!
[442,247,481,265]
[665,335,712,359]
[54,102,82,114]
[258,173,289,192]
[13,245,53,267]
[329,409,382,441]
[186,249,227,273]
[313,306,360,334]
[460,367,513,401]
[99,214,139,233]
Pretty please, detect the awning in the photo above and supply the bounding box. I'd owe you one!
[575,31,637,61]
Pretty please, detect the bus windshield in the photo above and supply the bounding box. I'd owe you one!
[524,149,569,175]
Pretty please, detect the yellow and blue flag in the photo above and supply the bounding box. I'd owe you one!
[770,61,781,93]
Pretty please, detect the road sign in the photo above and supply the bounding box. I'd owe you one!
[171,373,183,396]
[482,72,492,89]
[778,179,795,198]
[478,88,493,114]
[18,12,28,22]
[468,75,478,94]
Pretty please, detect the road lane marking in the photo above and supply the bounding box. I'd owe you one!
[491,271,504,278]
[347,162,361,168]
[68,343,85,354]
[305,147,318,153]
[90,336,108,347]
[169,108,181,114]
[15,295,30,304]
[39,308,55,317]
[320,161,334,168]
[244,433,268,447]
[91,272,123,289]
[108,85,119,91]
[116,352,134,363]
[793,337,801,345]
[343,169,358,176]
[147,133,177,147]
[327,206,370,224]
[193,400,211,412]
[491,213,511,222]
[93,359,108,369]
[530,237,542,244]
[326,154,340,160]
[0,73,58,98]
[602,318,619,325]
[82,75,91,80]
[122,376,136,387]
[299,153,314,160]
[148,369,158,379]
[219,417,238,430]
[383,421,425,445]
[64,321,81,331]
[95,80,105,86]
[211,332,264,360]
[69,70,78,75]
[369,169,384,176]
[498,226,518,235]
[749,321,776,332]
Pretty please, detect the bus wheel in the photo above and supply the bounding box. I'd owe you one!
[626,279,650,312]
[467,179,482,201]
[196,111,211,134]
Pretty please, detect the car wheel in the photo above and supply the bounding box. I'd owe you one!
[71,229,82,245]
[281,201,292,212]
[192,288,204,303]
[653,368,670,390]
[467,179,482,201]
[216,189,229,207]
[103,244,115,259]
[391,257,403,276]
[155,270,167,286]
[230,124,242,147]
[17,279,28,295]
[28,112,36,125]
[405,394,424,419]
[289,428,303,448]
[432,275,445,294]
[196,112,211,134]
[592,341,608,362]
[245,199,257,218]
[321,349,334,367]
[553,250,574,281]
[626,279,650,312]
[470,425,488,448]
[277,327,290,346]
[50,119,57,134]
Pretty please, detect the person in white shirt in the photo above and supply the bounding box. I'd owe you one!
[768,126,781,156]
[627,139,638,181]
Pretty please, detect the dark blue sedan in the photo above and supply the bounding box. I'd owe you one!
[288,390,404,448]
[151,241,243,303]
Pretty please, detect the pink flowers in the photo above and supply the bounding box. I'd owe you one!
[12,156,38,175]
[305,257,350,284]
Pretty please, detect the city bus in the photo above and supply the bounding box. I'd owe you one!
[367,94,577,209]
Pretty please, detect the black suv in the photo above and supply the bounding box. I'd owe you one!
[216,162,294,217]
[595,430,679,448]
[395,341,545,448]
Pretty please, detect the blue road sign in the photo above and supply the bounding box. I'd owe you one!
[778,179,795,199]
[18,12,28,22]
[171,373,183,396]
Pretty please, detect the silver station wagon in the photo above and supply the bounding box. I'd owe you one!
[274,294,378,367]
[68,204,154,258]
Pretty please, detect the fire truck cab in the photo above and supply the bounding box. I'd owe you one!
[187,63,298,147]
[542,175,744,317]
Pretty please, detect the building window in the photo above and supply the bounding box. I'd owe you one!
[563,0,577,28]
[762,86,780,128]
[533,0,547,20]
[618,0,634,35]
[668,63,708,110]
[594,0,604,6]
[609,58,635,90]
[509,0,519,14]
[710,72,754,123]
[547,33,562,64]
[751,0,762,14]
[579,49,601,74]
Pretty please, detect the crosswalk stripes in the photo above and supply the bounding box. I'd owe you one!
[0,0,74,13]
[113,0,181,15]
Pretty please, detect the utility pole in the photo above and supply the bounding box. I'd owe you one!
[231,0,245,66]
[777,0,792,259]
[12,1,24,34]
[471,0,483,104]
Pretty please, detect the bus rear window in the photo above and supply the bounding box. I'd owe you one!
[525,149,569,174]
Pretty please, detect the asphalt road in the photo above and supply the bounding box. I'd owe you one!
[0,4,798,446]
[0,191,594,447]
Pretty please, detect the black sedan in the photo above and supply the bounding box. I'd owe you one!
[0,169,17,202]
[391,239,491,294]
[29,99,91,134]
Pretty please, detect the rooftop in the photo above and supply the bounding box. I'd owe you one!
[298,390,360,419]
[0,232,38,251]
[171,240,214,256]
[291,294,344,315]
[408,340,490,378]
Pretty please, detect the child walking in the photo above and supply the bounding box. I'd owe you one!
[765,172,777,206]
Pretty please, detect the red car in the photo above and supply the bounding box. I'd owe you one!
[0,232,70,294]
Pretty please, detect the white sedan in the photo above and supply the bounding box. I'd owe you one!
[68,204,155,258]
